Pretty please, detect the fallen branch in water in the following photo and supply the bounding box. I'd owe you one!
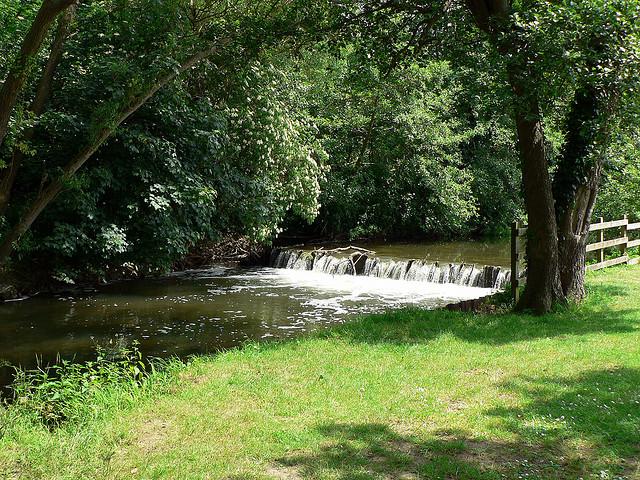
[312,245,376,255]
[307,245,374,276]
[175,236,266,269]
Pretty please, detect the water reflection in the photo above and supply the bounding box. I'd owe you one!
[1,265,496,386]
[346,239,510,267]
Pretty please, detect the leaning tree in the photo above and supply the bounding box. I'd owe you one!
[0,0,331,267]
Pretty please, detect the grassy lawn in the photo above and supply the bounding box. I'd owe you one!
[1,266,640,479]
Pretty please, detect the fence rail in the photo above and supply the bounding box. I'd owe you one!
[511,215,640,302]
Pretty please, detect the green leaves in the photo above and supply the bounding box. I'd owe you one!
[11,341,151,428]
[288,47,505,239]
[596,132,640,222]
[221,61,326,241]
[1,0,331,277]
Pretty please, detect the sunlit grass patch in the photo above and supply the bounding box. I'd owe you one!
[1,266,639,479]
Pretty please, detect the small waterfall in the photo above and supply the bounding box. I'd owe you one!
[270,249,511,290]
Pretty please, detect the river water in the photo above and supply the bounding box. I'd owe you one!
[360,240,511,267]
[0,240,509,385]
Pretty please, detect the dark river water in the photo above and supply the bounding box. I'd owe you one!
[362,240,511,267]
[0,240,509,386]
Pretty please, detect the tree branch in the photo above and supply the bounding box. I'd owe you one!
[0,0,78,148]
[0,45,221,265]
[0,5,76,214]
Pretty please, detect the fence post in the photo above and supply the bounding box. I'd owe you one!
[511,221,520,304]
[622,214,628,262]
[599,217,604,265]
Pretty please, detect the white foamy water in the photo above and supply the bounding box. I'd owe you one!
[1,264,495,379]
[270,248,511,290]
[232,267,494,309]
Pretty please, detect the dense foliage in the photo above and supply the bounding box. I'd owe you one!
[0,0,638,285]
[0,0,327,280]
[14,58,325,279]
[596,132,640,222]
[285,49,521,240]
[10,341,151,428]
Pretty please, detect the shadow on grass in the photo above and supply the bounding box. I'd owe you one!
[272,423,506,480]
[262,368,640,480]
[486,367,640,477]
[323,279,640,347]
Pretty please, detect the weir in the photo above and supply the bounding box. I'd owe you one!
[270,248,510,290]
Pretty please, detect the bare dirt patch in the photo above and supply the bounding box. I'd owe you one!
[444,399,469,413]
[134,417,171,454]
[620,447,640,479]
[178,371,209,386]
[111,416,171,464]
[265,464,304,480]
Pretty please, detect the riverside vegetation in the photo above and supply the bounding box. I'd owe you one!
[1,265,639,479]
[1,1,640,313]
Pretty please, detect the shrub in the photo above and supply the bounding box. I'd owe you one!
[10,341,151,429]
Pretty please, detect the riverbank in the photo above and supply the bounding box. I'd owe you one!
[2,266,639,479]
[0,236,511,302]
[0,236,271,302]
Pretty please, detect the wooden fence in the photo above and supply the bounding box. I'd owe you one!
[511,216,640,302]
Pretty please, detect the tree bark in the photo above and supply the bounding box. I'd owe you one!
[554,86,608,301]
[466,0,565,313]
[556,181,599,301]
[0,47,218,265]
[513,102,565,313]
[0,5,76,214]
[0,0,77,149]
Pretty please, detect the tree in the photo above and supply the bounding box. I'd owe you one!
[0,0,77,148]
[550,2,640,301]
[0,0,329,268]
[281,46,519,240]
[465,0,640,310]
[336,0,639,312]
[464,0,565,312]
[13,60,325,279]
[0,4,76,214]
[595,132,640,223]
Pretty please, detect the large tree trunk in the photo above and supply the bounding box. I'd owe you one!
[513,104,565,313]
[556,181,599,301]
[465,0,565,313]
[553,86,608,301]
[0,47,218,265]
[0,0,77,149]
[0,5,76,214]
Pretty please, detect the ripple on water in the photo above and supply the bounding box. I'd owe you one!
[1,265,494,376]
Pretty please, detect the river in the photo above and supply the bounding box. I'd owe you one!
[0,239,509,386]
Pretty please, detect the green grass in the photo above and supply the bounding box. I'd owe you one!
[1,266,640,479]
